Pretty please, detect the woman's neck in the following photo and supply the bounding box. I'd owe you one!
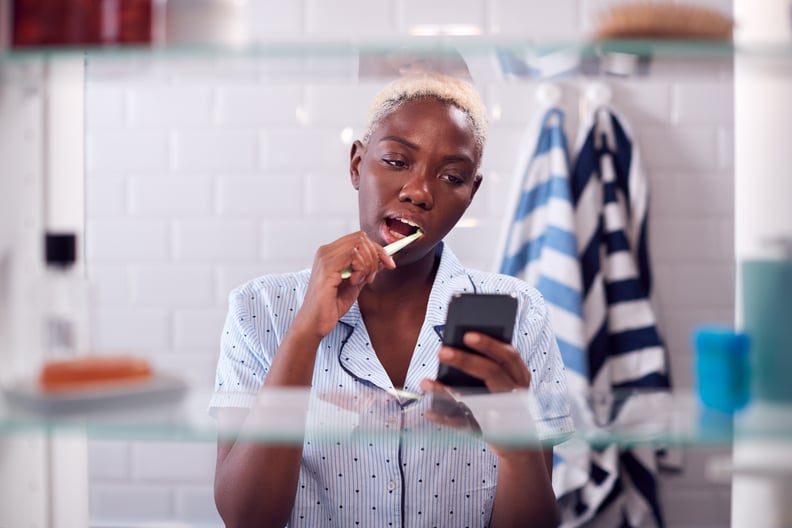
[358,247,439,307]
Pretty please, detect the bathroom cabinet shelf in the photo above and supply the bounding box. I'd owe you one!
[0,386,786,447]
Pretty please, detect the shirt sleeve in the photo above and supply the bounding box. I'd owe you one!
[208,286,272,416]
[514,286,575,444]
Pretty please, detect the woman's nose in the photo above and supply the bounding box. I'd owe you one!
[398,172,433,209]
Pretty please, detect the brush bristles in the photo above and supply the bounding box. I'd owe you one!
[595,2,734,40]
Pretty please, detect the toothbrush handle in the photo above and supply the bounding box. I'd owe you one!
[340,231,422,280]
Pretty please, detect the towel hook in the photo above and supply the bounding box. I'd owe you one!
[585,82,612,107]
[536,82,562,108]
[582,81,612,120]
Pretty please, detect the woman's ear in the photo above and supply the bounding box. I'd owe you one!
[349,140,364,190]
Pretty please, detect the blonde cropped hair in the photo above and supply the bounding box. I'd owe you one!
[362,74,489,165]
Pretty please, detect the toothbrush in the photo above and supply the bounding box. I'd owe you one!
[340,230,423,279]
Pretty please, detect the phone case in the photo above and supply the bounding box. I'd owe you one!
[436,293,518,391]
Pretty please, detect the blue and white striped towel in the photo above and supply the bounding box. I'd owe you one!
[567,105,671,527]
[497,108,591,507]
[499,108,587,392]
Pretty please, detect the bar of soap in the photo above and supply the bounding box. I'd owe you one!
[38,356,153,393]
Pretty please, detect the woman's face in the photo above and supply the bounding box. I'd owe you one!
[350,97,482,265]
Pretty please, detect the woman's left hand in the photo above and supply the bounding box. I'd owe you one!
[426,331,531,393]
[419,331,533,446]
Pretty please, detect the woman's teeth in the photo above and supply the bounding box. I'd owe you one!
[388,218,420,239]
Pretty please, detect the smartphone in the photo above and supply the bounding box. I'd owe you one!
[436,293,519,392]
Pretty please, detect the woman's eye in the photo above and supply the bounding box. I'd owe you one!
[383,158,406,168]
[442,173,465,185]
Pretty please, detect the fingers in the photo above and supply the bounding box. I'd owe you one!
[437,332,531,392]
[419,379,482,434]
[315,232,394,283]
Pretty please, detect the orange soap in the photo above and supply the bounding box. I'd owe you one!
[38,356,153,392]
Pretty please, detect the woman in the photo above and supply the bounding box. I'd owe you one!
[211,74,573,527]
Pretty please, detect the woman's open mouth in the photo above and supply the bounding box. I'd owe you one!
[384,217,422,242]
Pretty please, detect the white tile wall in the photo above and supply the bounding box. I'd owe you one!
[305,0,399,37]
[83,1,736,527]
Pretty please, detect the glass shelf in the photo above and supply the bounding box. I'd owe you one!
[0,37,752,87]
[1,384,787,447]
[0,38,764,61]
[4,37,791,63]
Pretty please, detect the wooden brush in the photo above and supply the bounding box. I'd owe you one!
[594,2,734,40]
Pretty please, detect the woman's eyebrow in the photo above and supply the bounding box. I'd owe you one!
[379,135,474,165]
[379,135,419,150]
[441,154,475,165]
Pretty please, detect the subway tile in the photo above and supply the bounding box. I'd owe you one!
[444,218,501,270]
[132,442,216,482]
[718,126,734,169]
[85,176,127,217]
[675,81,734,124]
[485,82,548,126]
[650,217,734,263]
[260,127,349,172]
[129,176,214,217]
[86,265,132,306]
[90,483,173,521]
[217,84,304,126]
[217,174,303,217]
[130,85,214,127]
[174,131,259,172]
[173,309,227,349]
[154,351,219,387]
[261,219,349,261]
[482,124,533,173]
[490,0,578,38]
[649,170,734,218]
[86,219,171,261]
[304,172,359,216]
[650,58,734,82]
[86,130,170,172]
[91,310,171,352]
[659,447,734,488]
[611,80,674,125]
[217,265,275,300]
[399,0,485,29]
[306,0,397,36]
[87,440,130,480]
[480,168,517,220]
[659,487,727,526]
[638,126,720,171]
[248,0,304,37]
[175,485,223,524]
[130,265,215,307]
[84,83,128,128]
[304,83,379,127]
[173,220,259,261]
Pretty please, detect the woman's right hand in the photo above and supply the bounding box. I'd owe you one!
[292,231,395,338]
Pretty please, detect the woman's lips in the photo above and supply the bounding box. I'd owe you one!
[382,217,423,245]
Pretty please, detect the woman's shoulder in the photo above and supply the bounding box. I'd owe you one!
[228,269,311,302]
[464,269,543,301]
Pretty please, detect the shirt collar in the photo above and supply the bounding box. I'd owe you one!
[338,242,474,331]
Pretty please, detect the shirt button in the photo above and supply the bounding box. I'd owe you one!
[387,480,397,491]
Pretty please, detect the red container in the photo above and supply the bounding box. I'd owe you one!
[12,0,152,46]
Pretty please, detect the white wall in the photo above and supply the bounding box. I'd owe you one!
[84,0,735,526]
